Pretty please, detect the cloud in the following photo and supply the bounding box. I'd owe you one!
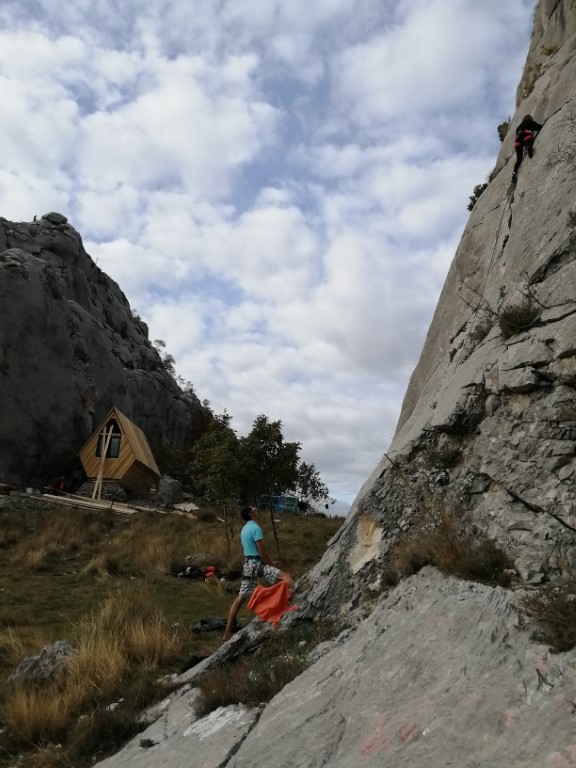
[332,0,534,131]
[0,0,536,510]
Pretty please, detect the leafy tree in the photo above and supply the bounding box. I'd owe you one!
[193,413,241,558]
[240,415,301,554]
[295,461,334,513]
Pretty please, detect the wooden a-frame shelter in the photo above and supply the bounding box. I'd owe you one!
[79,408,160,498]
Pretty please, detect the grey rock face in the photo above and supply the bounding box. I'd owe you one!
[0,215,209,487]
[301,0,576,616]
[228,571,576,768]
[94,687,259,768]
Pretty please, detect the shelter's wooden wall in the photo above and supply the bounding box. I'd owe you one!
[80,428,135,482]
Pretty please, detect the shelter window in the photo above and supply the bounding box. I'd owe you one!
[96,422,121,459]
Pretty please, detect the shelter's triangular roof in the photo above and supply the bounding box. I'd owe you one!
[89,407,160,475]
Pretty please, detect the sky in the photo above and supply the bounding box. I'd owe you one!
[0,0,535,514]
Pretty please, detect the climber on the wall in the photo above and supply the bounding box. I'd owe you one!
[512,114,542,183]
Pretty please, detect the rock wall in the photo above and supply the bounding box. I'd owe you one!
[0,213,208,487]
[302,0,576,615]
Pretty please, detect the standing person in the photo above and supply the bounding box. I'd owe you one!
[223,506,293,641]
[512,114,542,182]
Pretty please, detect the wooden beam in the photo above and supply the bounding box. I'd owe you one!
[92,426,114,500]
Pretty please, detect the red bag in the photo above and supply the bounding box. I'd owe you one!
[247,581,299,625]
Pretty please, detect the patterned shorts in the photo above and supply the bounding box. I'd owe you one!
[239,558,280,598]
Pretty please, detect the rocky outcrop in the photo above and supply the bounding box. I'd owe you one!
[0,213,209,487]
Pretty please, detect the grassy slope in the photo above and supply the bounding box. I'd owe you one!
[0,496,342,767]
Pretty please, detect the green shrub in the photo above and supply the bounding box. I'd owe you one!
[541,44,558,56]
[467,183,488,211]
[454,539,512,587]
[497,119,510,142]
[468,316,493,348]
[519,579,576,652]
[499,297,540,339]
[423,444,462,470]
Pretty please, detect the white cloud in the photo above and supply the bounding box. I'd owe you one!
[0,0,536,508]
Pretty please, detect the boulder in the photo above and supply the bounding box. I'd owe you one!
[154,476,183,507]
[6,640,76,686]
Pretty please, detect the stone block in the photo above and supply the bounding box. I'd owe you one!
[499,367,539,393]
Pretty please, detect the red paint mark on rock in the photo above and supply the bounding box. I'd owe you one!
[361,715,391,757]
[546,751,576,768]
[398,722,419,743]
[498,708,518,729]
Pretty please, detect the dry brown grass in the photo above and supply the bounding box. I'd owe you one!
[71,624,127,703]
[1,585,190,751]
[0,499,342,766]
[519,578,576,653]
[14,509,115,570]
[391,502,512,588]
[499,297,540,339]
[0,626,49,669]
[26,743,77,768]
[0,523,24,550]
[79,513,237,575]
[3,683,76,742]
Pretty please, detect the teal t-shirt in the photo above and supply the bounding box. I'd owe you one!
[240,520,263,557]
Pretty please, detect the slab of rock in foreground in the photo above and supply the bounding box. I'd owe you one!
[228,570,576,768]
[93,575,576,768]
[94,688,258,768]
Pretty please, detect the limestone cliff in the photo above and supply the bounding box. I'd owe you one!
[0,213,208,488]
[302,0,576,614]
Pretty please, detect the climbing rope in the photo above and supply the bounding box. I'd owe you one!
[454,183,515,368]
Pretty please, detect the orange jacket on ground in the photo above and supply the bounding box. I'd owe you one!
[246,581,299,625]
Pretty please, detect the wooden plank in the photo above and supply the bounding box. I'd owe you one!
[42,494,137,516]
[93,426,114,499]
[63,492,155,514]
[41,493,197,520]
